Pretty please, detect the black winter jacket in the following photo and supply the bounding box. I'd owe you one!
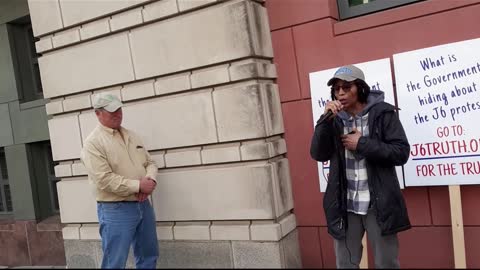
[310,97,411,240]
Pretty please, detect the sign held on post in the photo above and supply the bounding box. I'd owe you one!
[394,37,480,187]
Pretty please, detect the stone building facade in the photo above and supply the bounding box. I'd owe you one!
[26,0,300,268]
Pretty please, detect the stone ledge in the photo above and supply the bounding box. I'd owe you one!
[250,220,282,241]
[109,8,143,32]
[121,80,155,101]
[79,224,101,240]
[157,222,174,240]
[143,0,179,22]
[62,224,81,240]
[229,59,277,81]
[52,27,80,48]
[67,215,296,241]
[191,64,230,89]
[201,143,241,164]
[63,137,286,178]
[45,99,64,115]
[54,162,73,178]
[173,221,211,240]
[71,161,88,176]
[178,0,218,12]
[210,221,250,240]
[165,147,202,167]
[79,18,110,41]
[62,92,92,112]
[35,35,53,53]
[278,213,297,237]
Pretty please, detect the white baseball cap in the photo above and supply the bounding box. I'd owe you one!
[92,93,123,112]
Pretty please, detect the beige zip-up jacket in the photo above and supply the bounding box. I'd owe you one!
[81,124,158,202]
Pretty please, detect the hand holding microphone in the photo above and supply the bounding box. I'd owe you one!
[317,100,343,125]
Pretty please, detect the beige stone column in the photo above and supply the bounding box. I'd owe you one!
[28,0,301,267]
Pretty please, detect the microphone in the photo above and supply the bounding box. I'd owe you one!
[317,110,333,125]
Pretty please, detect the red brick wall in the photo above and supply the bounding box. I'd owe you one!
[266,0,480,268]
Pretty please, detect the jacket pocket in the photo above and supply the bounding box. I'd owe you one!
[324,193,346,239]
[133,146,148,166]
[327,216,346,240]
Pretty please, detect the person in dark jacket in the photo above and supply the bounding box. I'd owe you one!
[310,65,411,268]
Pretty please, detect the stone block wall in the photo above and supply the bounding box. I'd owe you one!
[27,0,300,267]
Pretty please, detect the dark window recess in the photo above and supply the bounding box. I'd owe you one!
[338,0,424,20]
[0,149,8,180]
[0,149,13,214]
[28,142,60,220]
[4,185,12,212]
[8,16,43,103]
[45,143,60,213]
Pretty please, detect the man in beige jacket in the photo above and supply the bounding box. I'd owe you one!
[81,93,158,269]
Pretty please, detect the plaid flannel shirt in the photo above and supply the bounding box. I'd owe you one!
[343,113,370,215]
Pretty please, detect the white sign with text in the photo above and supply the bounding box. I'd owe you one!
[394,38,480,186]
[309,58,404,192]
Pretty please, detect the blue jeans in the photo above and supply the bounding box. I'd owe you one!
[97,200,159,269]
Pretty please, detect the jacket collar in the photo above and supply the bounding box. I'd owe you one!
[97,124,130,142]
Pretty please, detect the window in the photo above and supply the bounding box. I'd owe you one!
[45,143,60,212]
[0,148,13,214]
[8,16,43,103]
[28,141,60,219]
[338,0,424,20]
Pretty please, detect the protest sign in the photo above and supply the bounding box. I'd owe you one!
[394,38,480,186]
